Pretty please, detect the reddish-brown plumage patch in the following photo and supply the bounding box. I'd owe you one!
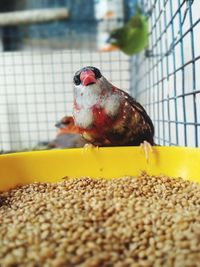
[92,106,113,128]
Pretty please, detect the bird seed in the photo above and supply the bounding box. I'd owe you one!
[1,173,200,267]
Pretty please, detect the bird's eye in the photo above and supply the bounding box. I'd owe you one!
[73,75,81,85]
[93,68,102,79]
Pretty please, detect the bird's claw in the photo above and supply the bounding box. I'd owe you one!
[99,44,119,52]
[83,143,99,151]
[140,141,153,162]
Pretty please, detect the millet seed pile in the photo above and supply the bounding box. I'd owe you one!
[1,173,200,267]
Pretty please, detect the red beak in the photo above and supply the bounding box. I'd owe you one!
[80,70,97,86]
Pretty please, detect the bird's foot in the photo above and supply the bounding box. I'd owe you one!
[83,143,99,150]
[140,141,153,162]
[102,11,114,19]
[99,44,119,52]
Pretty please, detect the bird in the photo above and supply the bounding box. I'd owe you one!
[100,10,148,56]
[48,116,86,149]
[55,116,81,136]
[72,66,154,159]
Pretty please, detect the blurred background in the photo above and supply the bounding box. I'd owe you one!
[0,0,199,152]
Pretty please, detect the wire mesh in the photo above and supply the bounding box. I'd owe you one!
[0,0,199,152]
[0,0,130,152]
[130,0,200,147]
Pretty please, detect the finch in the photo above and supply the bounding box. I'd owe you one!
[73,66,154,152]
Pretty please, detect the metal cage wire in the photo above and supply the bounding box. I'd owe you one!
[0,0,130,152]
[0,0,199,152]
[131,0,200,147]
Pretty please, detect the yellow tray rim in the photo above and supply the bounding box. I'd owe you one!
[0,146,200,191]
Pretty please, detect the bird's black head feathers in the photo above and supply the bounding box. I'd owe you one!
[73,66,102,85]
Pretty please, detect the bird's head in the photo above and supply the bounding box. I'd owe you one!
[73,66,112,108]
[55,116,74,129]
[73,66,122,129]
[55,116,80,135]
[108,29,121,45]
[73,66,102,88]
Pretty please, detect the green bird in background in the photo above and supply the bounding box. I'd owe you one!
[100,10,148,56]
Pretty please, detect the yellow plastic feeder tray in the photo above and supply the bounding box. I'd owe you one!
[0,146,200,192]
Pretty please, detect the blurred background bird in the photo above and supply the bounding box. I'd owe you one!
[48,116,86,148]
[100,9,148,56]
[73,66,154,159]
[55,116,80,135]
